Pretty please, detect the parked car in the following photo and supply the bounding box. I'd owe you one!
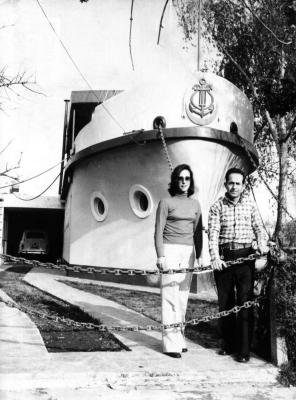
[18,230,49,255]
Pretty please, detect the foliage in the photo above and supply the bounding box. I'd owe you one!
[174,0,296,238]
[278,361,296,387]
[282,220,296,247]
[174,0,296,113]
[274,254,296,386]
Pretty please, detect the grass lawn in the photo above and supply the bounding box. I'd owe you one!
[0,265,128,352]
[61,279,220,349]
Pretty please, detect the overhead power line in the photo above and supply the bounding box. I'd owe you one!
[35,0,126,133]
[12,171,61,201]
[0,160,62,190]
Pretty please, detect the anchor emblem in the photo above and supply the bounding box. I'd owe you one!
[189,79,214,117]
[185,77,217,126]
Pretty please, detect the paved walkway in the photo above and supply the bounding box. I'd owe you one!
[0,265,296,399]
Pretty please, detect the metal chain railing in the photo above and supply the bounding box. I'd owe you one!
[0,248,279,332]
[0,290,261,332]
[0,250,280,333]
[0,252,262,276]
[158,125,174,172]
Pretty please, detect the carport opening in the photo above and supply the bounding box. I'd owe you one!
[3,208,64,263]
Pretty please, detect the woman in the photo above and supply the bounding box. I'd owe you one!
[154,164,203,358]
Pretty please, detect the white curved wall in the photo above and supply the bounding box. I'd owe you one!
[63,137,250,269]
[75,71,254,152]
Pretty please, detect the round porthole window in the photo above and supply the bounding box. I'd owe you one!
[90,192,108,222]
[129,184,154,218]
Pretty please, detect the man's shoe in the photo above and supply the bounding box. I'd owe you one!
[182,348,188,353]
[164,352,181,358]
[236,355,250,363]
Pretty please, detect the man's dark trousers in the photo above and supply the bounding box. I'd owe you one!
[214,247,255,357]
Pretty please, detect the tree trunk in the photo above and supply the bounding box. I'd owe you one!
[274,120,289,243]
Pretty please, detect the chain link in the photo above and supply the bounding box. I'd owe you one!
[0,294,262,332]
[0,137,284,334]
[0,252,278,333]
[0,253,261,276]
[158,125,173,172]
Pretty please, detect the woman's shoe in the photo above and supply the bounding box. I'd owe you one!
[236,355,250,363]
[164,352,181,358]
[218,347,235,356]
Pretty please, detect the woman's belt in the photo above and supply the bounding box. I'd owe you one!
[219,242,252,250]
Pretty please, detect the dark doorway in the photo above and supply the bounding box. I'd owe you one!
[4,208,64,262]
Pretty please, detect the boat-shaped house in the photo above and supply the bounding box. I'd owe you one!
[60,70,258,288]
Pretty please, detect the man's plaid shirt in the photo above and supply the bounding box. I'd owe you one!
[208,193,265,262]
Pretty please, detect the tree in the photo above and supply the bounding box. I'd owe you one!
[0,67,34,193]
[174,0,296,242]
[0,139,22,194]
[0,26,40,193]
[0,23,38,112]
[0,66,40,112]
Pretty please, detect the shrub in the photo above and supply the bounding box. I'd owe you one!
[282,220,296,248]
[274,254,296,386]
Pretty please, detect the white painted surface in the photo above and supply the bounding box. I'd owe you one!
[63,137,249,268]
[75,71,254,151]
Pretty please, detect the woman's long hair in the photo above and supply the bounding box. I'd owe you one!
[168,164,195,197]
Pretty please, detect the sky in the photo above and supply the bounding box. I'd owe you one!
[0,0,196,196]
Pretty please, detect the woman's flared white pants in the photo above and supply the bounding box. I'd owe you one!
[161,243,195,353]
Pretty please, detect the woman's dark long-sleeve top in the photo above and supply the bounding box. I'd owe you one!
[154,193,203,259]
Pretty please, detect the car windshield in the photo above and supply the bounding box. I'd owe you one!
[26,232,45,239]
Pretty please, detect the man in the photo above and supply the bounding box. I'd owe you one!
[208,167,267,363]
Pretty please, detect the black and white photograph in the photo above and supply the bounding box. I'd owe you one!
[0,1,296,399]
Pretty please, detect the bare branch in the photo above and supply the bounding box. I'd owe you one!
[288,166,296,176]
[258,166,279,175]
[0,69,45,108]
[241,0,292,45]
[17,152,23,168]
[0,139,13,157]
[129,0,135,71]
[218,42,258,99]
[0,164,20,178]
[0,24,14,30]
[0,152,23,182]
[21,83,46,96]
[254,120,267,142]
[282,114,296,143]
[0,172,19,180]
[265,109,280,153]
[157,0,169,45]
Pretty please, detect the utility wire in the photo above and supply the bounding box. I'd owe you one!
[12,172,61,201]
[35,0,126,134]
[0,160,62,190]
